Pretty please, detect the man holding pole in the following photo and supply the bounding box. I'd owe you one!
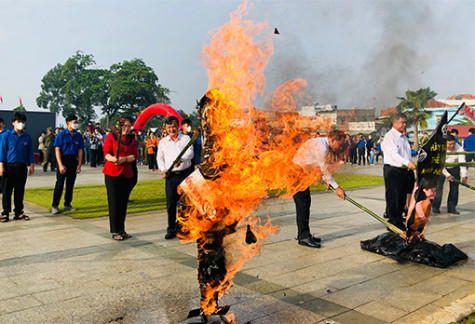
[157,116,194,239]
[381,113,416,231]
[433,134,467,214]
[292,130,346,248]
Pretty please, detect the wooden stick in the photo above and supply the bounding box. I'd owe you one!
[115,124,122,159]
[451,178,475,191]
[327,185,407,239]
[446,151,475,155]
[165,131,200,177]
[445,162,475,167]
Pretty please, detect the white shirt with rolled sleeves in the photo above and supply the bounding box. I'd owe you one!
[444,144,468,178]
[381,128,412,167]
[293,137,339,189]
[157,133,194,172]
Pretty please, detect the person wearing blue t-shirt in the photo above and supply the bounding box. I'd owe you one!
[463,128,475,164]
[0,113,35,222]
[450,129,461,146]
[356,134,366,165]
[51,114,84,214]
[366,134,374,165]
[0,117,6,194]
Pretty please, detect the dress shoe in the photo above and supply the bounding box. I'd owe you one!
[448,209,460,214]
[165,232,177,240]
[310,236,322,243]
[432,208,441,214]
[298,237,321,248]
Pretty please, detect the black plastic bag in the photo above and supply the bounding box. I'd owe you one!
[361,232,467,268]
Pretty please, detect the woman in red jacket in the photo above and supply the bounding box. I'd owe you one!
[103,117,137,241]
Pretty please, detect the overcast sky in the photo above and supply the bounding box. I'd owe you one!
[0,0,474,120]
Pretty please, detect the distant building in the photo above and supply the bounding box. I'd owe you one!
[300,104,337,126]
[378,94,475,136]
[337,108,381,134]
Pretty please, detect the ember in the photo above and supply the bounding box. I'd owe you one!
[177,0,335,319]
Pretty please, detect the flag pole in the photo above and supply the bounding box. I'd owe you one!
[447,102,466,124]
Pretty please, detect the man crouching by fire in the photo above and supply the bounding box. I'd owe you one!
[292,130,347,248]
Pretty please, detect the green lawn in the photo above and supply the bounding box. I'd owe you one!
[451,313,475,324]
[26,180,167,219]
[25,173,383,219]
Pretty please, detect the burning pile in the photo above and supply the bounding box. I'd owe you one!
[176,0,334,318]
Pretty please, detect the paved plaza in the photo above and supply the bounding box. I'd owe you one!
[0,163,474,323]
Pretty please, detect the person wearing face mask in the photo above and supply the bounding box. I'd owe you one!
[0,113,35,223]
[51,114,84,214]
[181,118,199,167]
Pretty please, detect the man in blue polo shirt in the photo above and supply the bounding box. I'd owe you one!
[0,113,35,223]
[51,114,84,214]
[463,128,475,164]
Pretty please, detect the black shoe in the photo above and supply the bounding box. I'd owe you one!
[310,235,321,243]
[448,209,460,214]
[165,232,177,240]
[298,237,321,248]
[383,212,388,218]
[432,208,441,214]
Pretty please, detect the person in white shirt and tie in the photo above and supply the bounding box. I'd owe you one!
[157,116,194,239]
[432,134,468,214]
[381,113,416,231]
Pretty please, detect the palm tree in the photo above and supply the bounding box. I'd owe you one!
[396,87,437,150]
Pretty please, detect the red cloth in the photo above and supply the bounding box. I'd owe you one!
[102,133,137,178]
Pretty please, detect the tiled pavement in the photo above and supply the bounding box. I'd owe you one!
[0,164,473,323]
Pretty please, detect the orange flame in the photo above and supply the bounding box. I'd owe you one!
[177,0,339,316]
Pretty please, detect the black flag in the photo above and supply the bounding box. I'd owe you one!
[406,111,448,237]
[416,111,448,182]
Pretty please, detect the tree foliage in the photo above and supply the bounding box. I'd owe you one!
[13,104,26,111]
[37,53,171,128]
[396,87,437,150]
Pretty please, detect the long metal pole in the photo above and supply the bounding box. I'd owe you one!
[327,185,407,239]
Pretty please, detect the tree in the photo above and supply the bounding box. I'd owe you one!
[108,59,171,124]
[37,54,171,129]
[13,104,26,111]
[453,117,474,125]
[396,87,437,150]
[37,52,101,127]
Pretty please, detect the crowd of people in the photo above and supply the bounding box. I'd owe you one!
[0,111,473,248]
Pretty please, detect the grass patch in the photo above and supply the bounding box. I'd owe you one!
[309,173,384,192]
[25,173,383,219]
[451,312,475,324]
[25,180,166,219]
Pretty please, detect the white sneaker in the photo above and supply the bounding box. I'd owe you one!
[51,207,59,214]
[63,205,76,211]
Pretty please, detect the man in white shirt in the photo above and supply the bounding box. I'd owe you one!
[157,116,194,239]
[292,130,346,248]
[381,113,416,231]
[432,135,468,214]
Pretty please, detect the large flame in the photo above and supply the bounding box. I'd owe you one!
[178,0,337,316]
